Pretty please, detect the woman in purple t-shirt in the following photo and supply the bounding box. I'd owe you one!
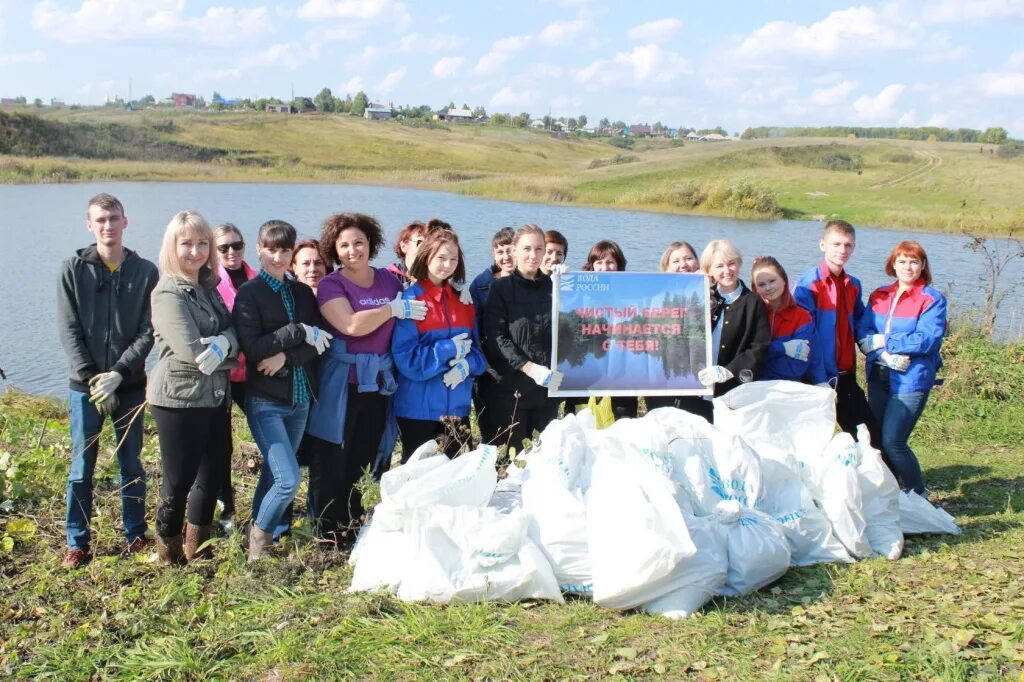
[308,213,427,549]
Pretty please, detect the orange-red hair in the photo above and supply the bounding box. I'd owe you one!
[884,240,932,285]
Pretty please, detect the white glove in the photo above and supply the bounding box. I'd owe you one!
[525,363,563,390]
[782,339,810,362]
[697,365,734,386]
[450,332,471,361]
[196,335,230,375]
[95,392,119,417]
[880,351,911,372]
[88,371,123,403]
[443,358,470,389]
[549,263,570,276]
[858,334,885,354]
[451,281,474,306]
[389,294,427,321]
[301,323,332,354]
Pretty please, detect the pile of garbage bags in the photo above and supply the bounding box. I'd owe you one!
[350,381,960,617]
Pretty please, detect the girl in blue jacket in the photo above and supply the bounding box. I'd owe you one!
[392,227,486,461]
[751,256,823,383]
[857,240,947,496]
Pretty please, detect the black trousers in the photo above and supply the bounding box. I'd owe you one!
[397,416,472,463]
[151,403,231,537]
[309,390,386,540]
[489,393,559,454]
[835,373,889,465]
[472,373,501,445]
[217,381,246,517]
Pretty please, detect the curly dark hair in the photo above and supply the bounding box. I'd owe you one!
[319,213,386,266]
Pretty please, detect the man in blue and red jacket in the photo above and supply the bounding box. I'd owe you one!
[794,220,885,449]
[392,275,487,462]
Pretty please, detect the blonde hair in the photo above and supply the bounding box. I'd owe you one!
[158,210,217,278]
[700,239,743,278]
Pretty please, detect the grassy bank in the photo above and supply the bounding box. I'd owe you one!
[1,327,1022,680]
[2,107,1022,235]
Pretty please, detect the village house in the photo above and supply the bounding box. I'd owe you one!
[266,103,290,113]
[171,93,196,108]
[364,102,393,120]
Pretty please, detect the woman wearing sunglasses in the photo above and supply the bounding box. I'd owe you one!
[212,223,256,533]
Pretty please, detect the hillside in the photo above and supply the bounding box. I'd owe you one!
[1,107,1021,234]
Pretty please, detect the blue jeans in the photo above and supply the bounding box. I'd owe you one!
[66,386,147,549]
[247,396,309,539]
[867,366,930,494]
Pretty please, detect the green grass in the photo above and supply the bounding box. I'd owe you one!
[1,326,1022,680]
[2,106,1023,235]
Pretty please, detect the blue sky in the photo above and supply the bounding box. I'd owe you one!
[2,1,1022,135]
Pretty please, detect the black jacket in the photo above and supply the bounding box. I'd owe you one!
[709,280,771,396]
[232,276,322,404]
[57,245,159,392]
[484,269,554,408]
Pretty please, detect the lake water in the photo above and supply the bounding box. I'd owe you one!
[1,181,1020,396]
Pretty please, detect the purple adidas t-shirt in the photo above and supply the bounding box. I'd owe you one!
[317,268,402,382]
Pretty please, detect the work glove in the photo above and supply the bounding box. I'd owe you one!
[858,334,885,354]
[782,339,811,362]
[450,281,474,306]
[450,332,471,361]
[525,363,564,391]
[698,365,734,386]
[549,263,570,276]
[443,358,470,389]
[301,323,332,355]
[196,335,230,375]
[880,351,911,372]
[95,392,119,417]
[388,294,427,321]
[88,371,123,404]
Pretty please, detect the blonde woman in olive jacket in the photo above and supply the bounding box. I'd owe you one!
[148,210,238,565]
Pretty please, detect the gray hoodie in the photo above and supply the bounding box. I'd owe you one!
[57,245,159,392]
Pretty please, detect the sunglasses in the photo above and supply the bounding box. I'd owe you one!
[217,241,244,254]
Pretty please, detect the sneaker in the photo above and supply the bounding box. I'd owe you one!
[62,547,92,569]
[121,536,153,557]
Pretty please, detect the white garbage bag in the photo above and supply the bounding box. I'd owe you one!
[395,506,563,603]
[713,381,837,465]
[588,440,697,609]
[760,458,852,566]
[639,513,728,619]
[856,425,904,560]
[713,500,791,596]
[348,518,413,593]
[810,432,872,558]
[489,461,524,514]
[899,492,961,535]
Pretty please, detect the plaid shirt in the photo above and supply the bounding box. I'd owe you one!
[259,270,312,405]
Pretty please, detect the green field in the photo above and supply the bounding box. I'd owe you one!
[1,325,1022,680]
[2,107,1022,235]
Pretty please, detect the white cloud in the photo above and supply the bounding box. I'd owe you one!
[627,18,681,43]
[399,33,467,52]
[551,95,584,115]
[32,0,270,46]
[576,44,691,89]
[338,76,365,94]
[733,6,913,61]
[240,43,314,71]
[206,68,243,83]
[77,79,118,97]
[473,34,532,75]
[0,50,46,67]
[376,67,406,94]
[297,0,405,20]
[926,112,952,126]
[307,23,368,42]
[924,0,1024,24]
[898,109,917,125]
[1010,51,1024,67]
[538,17,589,45]
[853,83,906,122]
[431,56,464,79]
[920,44,969,63]
[978,72,1024,96]
[346,46,381,70]
[489,86,536,109]
[810,80,857,106]
[494,34,532,52]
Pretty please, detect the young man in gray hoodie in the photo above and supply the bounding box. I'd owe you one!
[58,193,159,568]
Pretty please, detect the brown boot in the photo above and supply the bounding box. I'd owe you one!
[156,534,186,566]
[248,524,273,562]
[184,524,213,561]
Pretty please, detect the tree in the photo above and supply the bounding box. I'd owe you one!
[513,112,531,128]
[33,98,43,107]
[490,112,510,126]
[598,117,610,129]
[542,114,552,129]
[14,96,26,104]
[963,230,1024,337]
[979,127,1008,144]
[352,91,369,116]
[314,87,336,113]
[472,105,487,118]
[578,114,588,129]
[139,94,155,107]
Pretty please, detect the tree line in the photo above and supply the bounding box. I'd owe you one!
[741,125,1011,144]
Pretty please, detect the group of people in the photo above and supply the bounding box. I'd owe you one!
[58,193,947,569]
